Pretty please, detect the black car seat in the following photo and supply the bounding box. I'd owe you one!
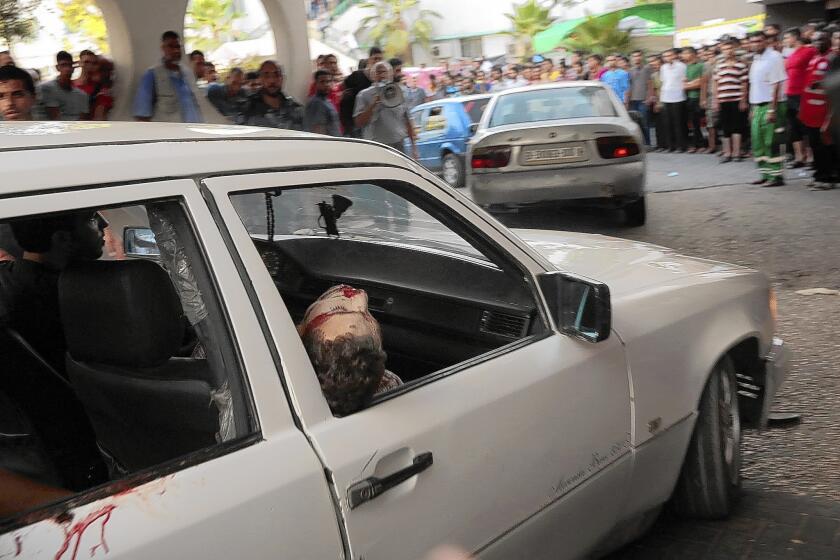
[59,259,225,474]
[0,260,107,491]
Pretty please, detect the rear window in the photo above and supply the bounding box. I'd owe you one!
[461,97,491,123]
[488,87,617,128]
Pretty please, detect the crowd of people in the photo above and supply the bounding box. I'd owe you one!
[2,19,840,189]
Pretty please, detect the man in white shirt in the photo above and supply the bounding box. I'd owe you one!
[659,49,688,152]
[748,31,788,186]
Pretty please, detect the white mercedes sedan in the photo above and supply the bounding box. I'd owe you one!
[0,122,785,560]
[468,82,647,226]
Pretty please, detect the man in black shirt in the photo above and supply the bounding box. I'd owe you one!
[1,211,106,371]
[238,60,303,130]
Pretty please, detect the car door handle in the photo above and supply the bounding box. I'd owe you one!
[347,452,433,509]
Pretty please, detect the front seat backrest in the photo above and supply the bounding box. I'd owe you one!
[59,260,221,474]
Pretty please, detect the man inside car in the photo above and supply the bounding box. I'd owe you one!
[298,284,402,416]
[1,211,106,372]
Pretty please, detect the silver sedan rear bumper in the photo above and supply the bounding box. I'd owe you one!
[469,160,645,206]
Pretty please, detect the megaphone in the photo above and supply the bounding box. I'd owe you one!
[379,82,405,108]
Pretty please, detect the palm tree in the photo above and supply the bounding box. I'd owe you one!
[358,0,441,63]
[561,12,633,56]
[504,0,580,60]
[185,0,243,54]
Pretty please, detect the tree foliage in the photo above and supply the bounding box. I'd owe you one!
[358,0,441,63]
[561,12,633,55]
[504,0,580,59]
[0,0,40,54]
[185,0,243,54]
[56,0,109,54]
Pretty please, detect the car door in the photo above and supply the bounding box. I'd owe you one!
[0,180,342,559]
[411,107,432,166]
[206,166,633,560]
[422,106,449,171]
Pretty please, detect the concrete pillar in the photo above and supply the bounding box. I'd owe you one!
[97,0,311,122]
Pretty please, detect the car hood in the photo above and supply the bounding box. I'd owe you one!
[514,229,748,296]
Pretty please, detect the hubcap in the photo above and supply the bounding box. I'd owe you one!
[719,368,741,485]
[443,158,459,185]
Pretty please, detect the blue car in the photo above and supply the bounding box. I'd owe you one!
[407,95,492,187]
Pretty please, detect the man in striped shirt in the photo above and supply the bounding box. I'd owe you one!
[713,38,749,163]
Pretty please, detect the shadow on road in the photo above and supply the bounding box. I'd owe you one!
[487,204,634,237]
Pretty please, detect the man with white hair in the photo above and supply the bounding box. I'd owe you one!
[353,61,418,158]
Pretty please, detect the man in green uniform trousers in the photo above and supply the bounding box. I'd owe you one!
[747,31,788,187]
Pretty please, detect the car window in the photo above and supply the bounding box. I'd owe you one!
[231,184,486,261]
[488,86,617,128]
[461,97,490,123]
[229,182,546,417]
[0,200,254,523]
[424,106,447,133]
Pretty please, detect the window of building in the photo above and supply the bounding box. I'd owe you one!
[460,37,483,60]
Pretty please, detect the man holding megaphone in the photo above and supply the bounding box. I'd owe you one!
[353,59,419,159]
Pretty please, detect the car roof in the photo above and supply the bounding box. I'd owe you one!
[412,94,493,113]
[0,121,308,152]
[495,81,607,96]
[0,122,417,196]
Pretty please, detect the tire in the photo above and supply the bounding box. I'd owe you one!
[441,152,464,188]
[623,196,646,227]
[672,356,742,519]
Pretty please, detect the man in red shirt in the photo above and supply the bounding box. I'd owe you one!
[799,32,834,190]
[73,49,98,96]
[784,28,816,168]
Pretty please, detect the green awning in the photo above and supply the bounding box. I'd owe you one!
[533,2,674,53]
[532,17,586,54]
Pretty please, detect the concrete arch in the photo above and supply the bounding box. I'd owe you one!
[94,0,310,122]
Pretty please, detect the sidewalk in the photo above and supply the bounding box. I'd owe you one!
[608,483,840,559]
[645,152,812,193]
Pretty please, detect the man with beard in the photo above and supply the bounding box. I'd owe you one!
[239,60,303,130]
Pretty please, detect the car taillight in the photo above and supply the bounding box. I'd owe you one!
[471,147,512,169]
[597,136,640,159]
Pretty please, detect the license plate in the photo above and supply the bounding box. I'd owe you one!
[522,144,587,165]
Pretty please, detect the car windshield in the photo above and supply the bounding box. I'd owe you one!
[488,86,617,128]
[461,97,491,123]
[231,185,489,262]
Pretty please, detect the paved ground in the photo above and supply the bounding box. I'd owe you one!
[484,151,840,558]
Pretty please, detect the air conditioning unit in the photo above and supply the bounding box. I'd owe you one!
[431,43,453,59]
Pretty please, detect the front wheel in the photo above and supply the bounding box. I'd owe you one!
[623,196,646,227]
[672,356,742,519]
[441,153,465,188]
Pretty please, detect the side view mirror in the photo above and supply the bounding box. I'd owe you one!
[468,123,479,136]
[123,227,161,258]
[538,272,611,343]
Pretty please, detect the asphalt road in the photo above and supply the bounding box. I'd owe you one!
[485,152,840,558]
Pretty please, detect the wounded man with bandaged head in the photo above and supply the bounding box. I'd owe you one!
[298,285,403,416]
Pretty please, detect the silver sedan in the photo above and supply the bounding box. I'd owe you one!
[467,82,647,226]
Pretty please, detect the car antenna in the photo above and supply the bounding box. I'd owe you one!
[317,195,353,238]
